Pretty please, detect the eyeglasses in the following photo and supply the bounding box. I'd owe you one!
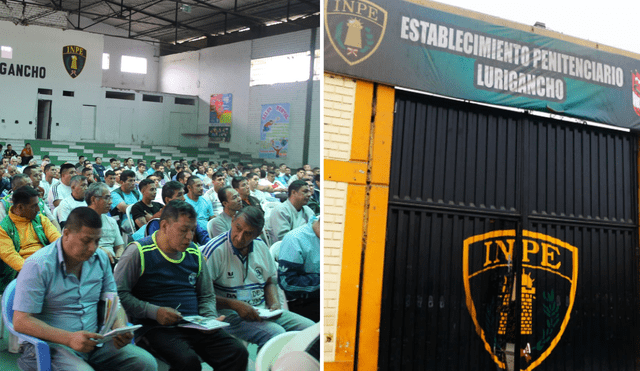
[97,195,112,200]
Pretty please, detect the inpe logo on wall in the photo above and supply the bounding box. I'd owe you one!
[325,0,387,66]
[632,70,640,117]
[62,45,86,78]
[463,230,578,371]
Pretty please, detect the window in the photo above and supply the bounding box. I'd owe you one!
[106,91,135,100]
[250,50,319,86]
[63,91,75,97]
[121,55,147,74]
[102,53,110,70]
[1,46,12,59]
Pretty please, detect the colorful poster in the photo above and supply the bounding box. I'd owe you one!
[259,103,290,159]
[208,126,230,143]
[209,94,232,124]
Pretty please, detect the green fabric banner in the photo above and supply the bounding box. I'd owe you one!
[325,0,640,128]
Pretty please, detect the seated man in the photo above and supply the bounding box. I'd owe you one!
[209,186,242,238]
[131,179,163,230]
[47,163,77,211]
[201,206,314,349]
[268,180,314,243]
[13,207,157,371]
[0,185,61,292]
[131,181,210,245]
[111,170,141,233]
[204,170,226,217]
[86,182,125,267]
[184,176,214,231]
[104,170,120,192]
[232,176,262,213]
[56,175,88,226]
[115,200,248,371]
[278,218,320,322]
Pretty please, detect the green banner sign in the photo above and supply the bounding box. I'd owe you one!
[325,0,640,128]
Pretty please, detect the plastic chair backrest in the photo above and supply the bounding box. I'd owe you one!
[125,204,136,233]
[255,331,300,371]
[270,241,282,262]
[2,279,52,371]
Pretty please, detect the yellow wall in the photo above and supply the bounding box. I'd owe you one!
[323,72,395,370]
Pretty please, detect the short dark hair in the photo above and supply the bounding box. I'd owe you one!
[11,174,30,189]
[213,170,226,179]
[235,206,265,233]
[314,173,320,183]
[296,167,305,173]
[60,163,76,174]
[120,170,135,183]
[81,167,93,176]
[12,185,39,206]
[162,181,185,203]
[218,186,233,203]
[247,172,259,180]
[186,176,201,187]
[22,165,36,176]
[95,157,101,161]
[160,200,196,223]
[66,207,102,232]
[231,176,246,189]
[104,170,116,178]
[177,171,189,182]
[70,175,87,186]
[79,155,85,160]
[151,171,164,179]
[44,163,54,172]
[288,180,308,197]
[109,158,117,163]
[138,178,154,191]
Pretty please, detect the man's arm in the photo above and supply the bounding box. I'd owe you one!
[111,191,128,213]
[0,228,25,271]
[271,209,292,243]
[215,295,261,322]
[14,311,101,353]
[263,277,281,310]
[195,257,218,318]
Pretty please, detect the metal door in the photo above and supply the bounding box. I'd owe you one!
[378,91,639,370]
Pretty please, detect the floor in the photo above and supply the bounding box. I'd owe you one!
[1,327,258,371]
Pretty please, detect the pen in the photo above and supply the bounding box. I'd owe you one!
[175,303,181,311]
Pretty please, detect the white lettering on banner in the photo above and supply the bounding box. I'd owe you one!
[399,16,626,93]
[476,63,565,101]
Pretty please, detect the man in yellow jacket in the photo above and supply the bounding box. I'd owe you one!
[0,185,61,291]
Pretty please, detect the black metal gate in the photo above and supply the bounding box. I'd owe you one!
[378,90,639,370]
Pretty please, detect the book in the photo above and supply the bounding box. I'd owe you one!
[178,315,230,331]
[93,325,142,344]
[256,308,283,319]
[97,292,119,335]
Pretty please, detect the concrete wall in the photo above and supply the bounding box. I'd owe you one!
[159,29,320,168]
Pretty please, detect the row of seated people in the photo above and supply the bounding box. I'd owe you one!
[0,167,319,370]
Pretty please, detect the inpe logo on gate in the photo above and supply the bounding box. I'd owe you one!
[463,230,578,371]
[325,0,387,66]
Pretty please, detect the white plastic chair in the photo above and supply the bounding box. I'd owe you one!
[254,331,299,371]
[268,241,288,311]
[124,204,136,234]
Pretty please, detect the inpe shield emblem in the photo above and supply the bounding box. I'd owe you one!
[632,70,640,117]
[62,45,86,78]
[325,0,387,66]
[463,230,578,370]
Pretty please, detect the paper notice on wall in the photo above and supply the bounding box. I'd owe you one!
[209,94,232,143]
[259,103,289,159]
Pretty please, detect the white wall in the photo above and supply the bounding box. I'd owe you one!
[0,20,187,146]
[0,22,103,141]
[159,29,320,168]
[79,15,161,91]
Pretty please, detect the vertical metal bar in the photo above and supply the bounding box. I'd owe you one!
[175,0,179,44]
[234,0,237,12]
[224,13,227,34]
[301,27,317,166]
[128,9,132,38]
[286,0,290,21]
[77,0,81,29]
